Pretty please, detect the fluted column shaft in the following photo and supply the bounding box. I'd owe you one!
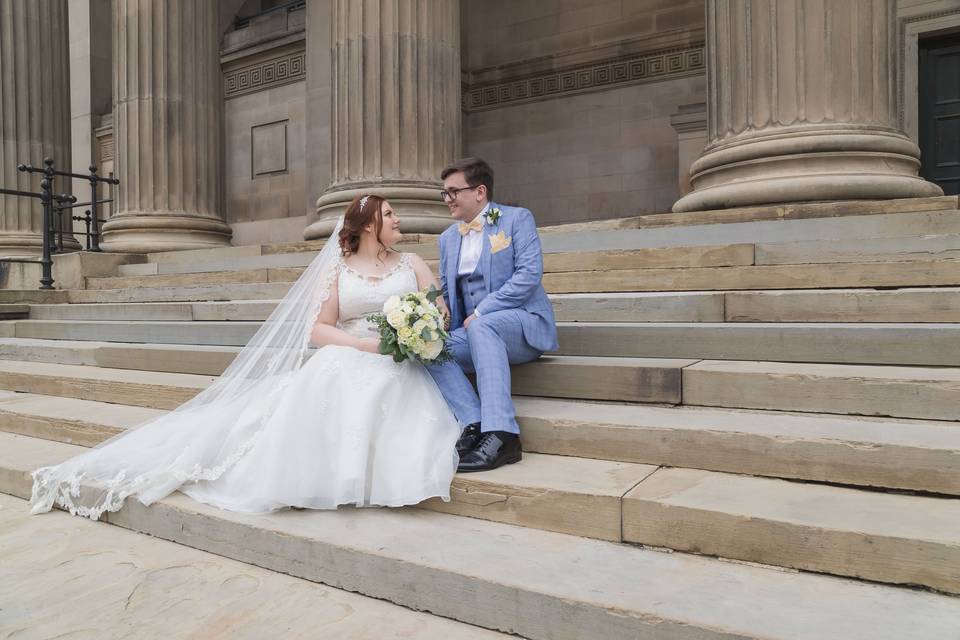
[101,0,231,252]
[674,0,941,212]
[306,0,460,238]
[0,0,78,255]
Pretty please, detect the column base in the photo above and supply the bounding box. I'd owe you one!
[673,127,943,213]
[100,214,233,253]
[305,183,453,240]
[0,233,82,258]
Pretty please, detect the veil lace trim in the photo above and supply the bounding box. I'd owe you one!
[30,217,348,520]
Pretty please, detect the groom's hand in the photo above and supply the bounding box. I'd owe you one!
[463,313,476,329]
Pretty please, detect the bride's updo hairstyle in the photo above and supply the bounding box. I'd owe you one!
[339,194,388,256]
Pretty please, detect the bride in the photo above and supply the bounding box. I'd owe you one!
[30,195,460,518]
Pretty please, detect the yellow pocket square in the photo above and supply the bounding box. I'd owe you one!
[488,231,512,254]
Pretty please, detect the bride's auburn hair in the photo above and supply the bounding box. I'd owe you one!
[339,194,388,256]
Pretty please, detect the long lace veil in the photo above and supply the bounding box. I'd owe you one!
[30,217,347,519]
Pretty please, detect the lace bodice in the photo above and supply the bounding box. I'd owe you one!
[336,253,417,338]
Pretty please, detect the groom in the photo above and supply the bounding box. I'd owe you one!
[426,157,559,472]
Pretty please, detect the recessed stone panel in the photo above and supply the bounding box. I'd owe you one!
[251,120,288,178]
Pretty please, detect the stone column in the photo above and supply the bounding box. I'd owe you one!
[0,0,79,255]
[305,0,461,239]
[673,0,942,213]
[101,0,232,252]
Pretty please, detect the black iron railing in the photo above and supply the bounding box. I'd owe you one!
[18,159,120,252]
[0,157,120,289]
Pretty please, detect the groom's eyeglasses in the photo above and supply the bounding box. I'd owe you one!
[439,186,478,201]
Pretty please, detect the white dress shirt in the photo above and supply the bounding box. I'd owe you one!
[457,203,489,277]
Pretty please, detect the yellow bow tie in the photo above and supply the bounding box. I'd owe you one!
[458,217,484,236]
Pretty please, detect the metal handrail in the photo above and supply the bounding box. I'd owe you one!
[0,157,120,289]
[18,160,119,252]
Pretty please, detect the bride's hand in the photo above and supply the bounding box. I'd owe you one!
[358,338,381,354]
[437,302,451,330]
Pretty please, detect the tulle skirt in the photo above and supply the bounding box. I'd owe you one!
[181,346,461,513]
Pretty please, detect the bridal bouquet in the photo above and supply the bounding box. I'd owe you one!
[368,286,452,364]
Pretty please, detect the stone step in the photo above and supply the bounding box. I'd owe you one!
[724,287,960,322]
[544,258,960,293]
[66,282,292,304]
[38,293,728,323]
[0,289,68,304]
[622,467,960,593]
[3,433,958,640]
[145,243,265,264]
[0,391,162,447]
[0,338,241,373]
[755,233,960,266]
[683,360,960,421]
[13,319,261,347]
[540,205,960,253]
[92,242,763,290]
[0,360,212,410]
[2,337,960,422]
[86,267,304,290]
[116,250,318,276]
[512,355,692,403]
[0,304,29,319]
[554,322,960,366]
[556,288,960,323]
[0,399,655,540]
[551,291,726,322]
[0,493,509,640]
[540,197,960,237]
[9,319,960,366]
[542,243,755,271]
[142,234,439,265]
[28,300,281,321]
[0,396,654,540]
[7,403,959,594]
[0,347,688,404]
[514,397,960,495]
[7,384,958,496]
[33,287,960,323]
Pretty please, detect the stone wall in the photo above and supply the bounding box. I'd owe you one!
[461,0,706,225]
[221,3,310,244]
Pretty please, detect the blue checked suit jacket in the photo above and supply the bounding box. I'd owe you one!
[438,202,559,353]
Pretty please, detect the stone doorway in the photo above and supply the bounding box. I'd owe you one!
[919,33,960,196]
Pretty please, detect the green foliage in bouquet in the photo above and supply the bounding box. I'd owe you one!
[367,285,452,364]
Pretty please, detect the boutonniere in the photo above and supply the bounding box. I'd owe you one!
[489,231,512,254]
[485,207,502,226]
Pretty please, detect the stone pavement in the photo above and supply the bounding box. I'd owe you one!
[0,493,507,640]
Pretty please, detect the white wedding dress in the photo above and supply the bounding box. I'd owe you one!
[30,250,460,517]
[183,253,460,513]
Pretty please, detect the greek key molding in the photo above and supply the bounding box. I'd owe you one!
[224,49,306,99]
[463,45,704,112]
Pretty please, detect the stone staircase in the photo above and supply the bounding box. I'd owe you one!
[2,196,960,638]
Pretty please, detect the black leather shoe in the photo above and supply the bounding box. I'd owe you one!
[456,422,482,457]
[457,432,522,473]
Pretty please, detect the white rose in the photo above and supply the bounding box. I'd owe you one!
[386,308,406,329]
[383,295,401,314]
[423,340,443,360]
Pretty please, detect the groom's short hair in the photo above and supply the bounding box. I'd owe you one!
[441,157,494,200]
